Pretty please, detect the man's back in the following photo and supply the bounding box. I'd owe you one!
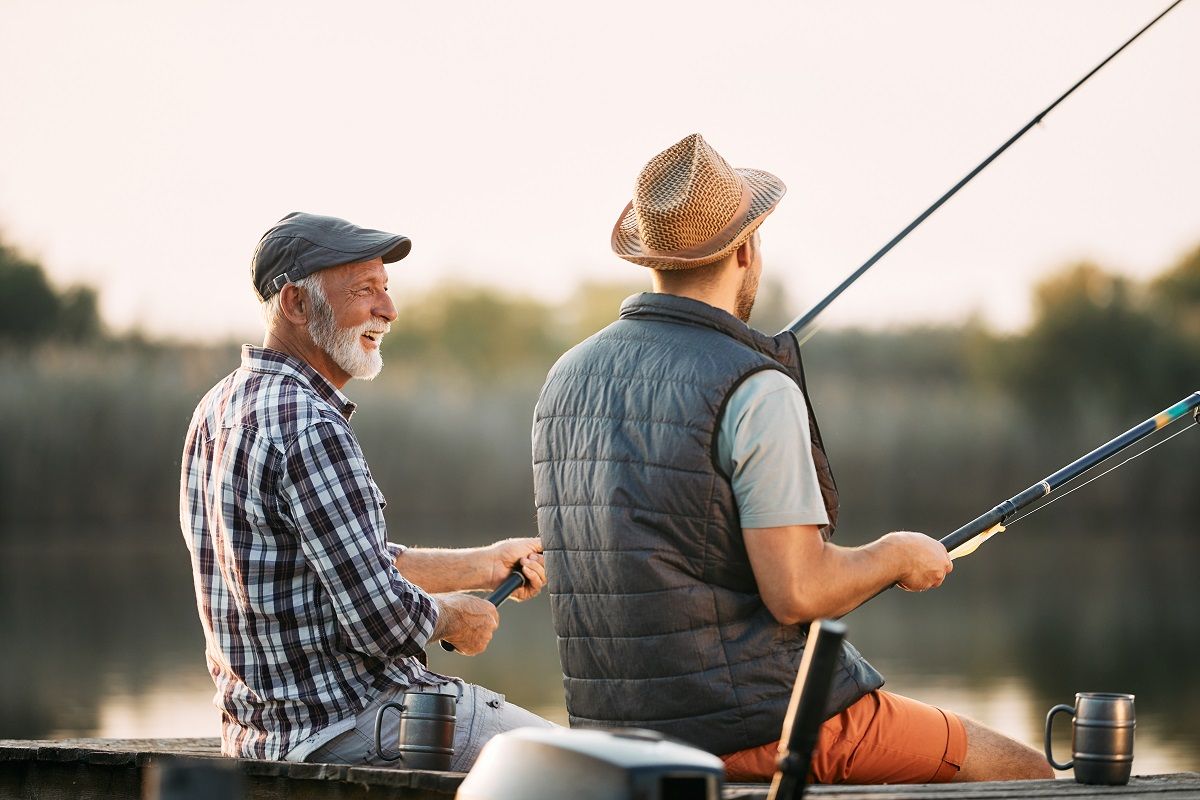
[534,294,880,755]
[181,346,441,760]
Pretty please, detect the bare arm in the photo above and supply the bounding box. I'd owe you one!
[744,525,952,624]
[395,547,495,593]
[394,537,546,600]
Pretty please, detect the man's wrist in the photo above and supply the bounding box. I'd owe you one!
[429,594,450,642]
[868,533,906,584]
[479,543,508,589]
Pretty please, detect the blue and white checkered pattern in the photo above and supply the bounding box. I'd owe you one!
[180,346,447,760]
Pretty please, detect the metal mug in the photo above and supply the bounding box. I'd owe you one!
[1044,692,1135,785]
[374,689,457,770]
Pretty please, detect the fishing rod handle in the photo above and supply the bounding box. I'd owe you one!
[486,570,528,605]
[440,570,527,653]
[939,492,1036,553]
[768,620,847,800]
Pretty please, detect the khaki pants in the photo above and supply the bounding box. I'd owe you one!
[308,682,556,772]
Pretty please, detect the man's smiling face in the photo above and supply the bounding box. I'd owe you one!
[306,257,398,383]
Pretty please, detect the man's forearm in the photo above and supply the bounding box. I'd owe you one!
[745,526,910,624]
[745,525,952,624]
[394,547,493,594]
[795,537,906,620]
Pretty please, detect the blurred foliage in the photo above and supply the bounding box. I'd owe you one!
[1,240,1198,539]
[1151,243,1200,338]
[0,235,103,345]
[386,285,565,380]
[977,256,1200,424]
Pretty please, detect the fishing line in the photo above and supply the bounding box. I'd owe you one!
[794,318,824,348]
[783,0,1187,340]
[1004,421,1198,527]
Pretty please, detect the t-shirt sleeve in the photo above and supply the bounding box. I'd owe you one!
[716,369,830,529]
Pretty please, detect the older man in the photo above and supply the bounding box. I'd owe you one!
[533,135,1051,784]
[180,212,552,767]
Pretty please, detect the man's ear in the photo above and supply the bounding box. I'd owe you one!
[277,283,309,325]
[736,237,754,270]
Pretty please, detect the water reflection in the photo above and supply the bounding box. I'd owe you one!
[3,519,1196,774]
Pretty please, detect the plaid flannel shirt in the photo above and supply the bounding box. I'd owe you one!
[180,345,447,760]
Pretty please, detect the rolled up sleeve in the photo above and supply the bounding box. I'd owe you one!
[279,420,438,659]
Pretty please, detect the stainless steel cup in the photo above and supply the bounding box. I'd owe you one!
[1044,692,1135,785]
[374,690,457,770]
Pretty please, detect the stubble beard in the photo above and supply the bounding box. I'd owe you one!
[306,285,387,380]
[735,266,760,323]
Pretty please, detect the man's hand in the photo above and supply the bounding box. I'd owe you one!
[885,531,953,592]
[484,537,546,602]
[432,592,500,656]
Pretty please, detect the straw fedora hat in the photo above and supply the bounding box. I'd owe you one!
[611,133,786,269]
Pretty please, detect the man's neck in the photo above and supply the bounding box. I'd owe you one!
[648,280,738,318]
[263,328,351,389]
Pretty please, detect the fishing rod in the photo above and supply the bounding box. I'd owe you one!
[847,392,1200,612]
[939,391,1200,557]
[782,0,1187,344]
[440,570,526,652]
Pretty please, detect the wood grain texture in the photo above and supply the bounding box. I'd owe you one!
[1,740,1197,799]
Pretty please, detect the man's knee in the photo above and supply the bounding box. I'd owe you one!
[956,716,1053,782]
[450,684,557,772]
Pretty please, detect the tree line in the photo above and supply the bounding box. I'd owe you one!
[1,233,1197,537]
[0,238,103,344]
[3,229,1198,418]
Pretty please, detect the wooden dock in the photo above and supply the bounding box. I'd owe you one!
[1,738,1197,799]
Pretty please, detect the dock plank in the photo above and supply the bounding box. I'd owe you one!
[0,738,463,799]
[728,773,1200,799]
[0,739,1196,799]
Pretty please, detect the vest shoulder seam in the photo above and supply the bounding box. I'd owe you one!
[600,324,779,364]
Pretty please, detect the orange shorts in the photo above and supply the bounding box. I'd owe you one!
[721,690,967,784]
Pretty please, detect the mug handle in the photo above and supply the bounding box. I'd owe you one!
[374,701,407,762]
[1044,703,1075,771]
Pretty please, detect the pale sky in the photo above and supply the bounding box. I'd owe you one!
[2,1,1197,341]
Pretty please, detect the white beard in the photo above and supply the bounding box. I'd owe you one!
[306,286,388,380]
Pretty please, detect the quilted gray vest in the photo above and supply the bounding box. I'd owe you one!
[533,293,883,755]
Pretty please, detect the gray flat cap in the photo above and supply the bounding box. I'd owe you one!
[252,211,412,300]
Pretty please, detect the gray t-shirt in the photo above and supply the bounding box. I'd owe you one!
[715,370,830,529]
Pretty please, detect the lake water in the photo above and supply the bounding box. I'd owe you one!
[3,518,1197,776]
